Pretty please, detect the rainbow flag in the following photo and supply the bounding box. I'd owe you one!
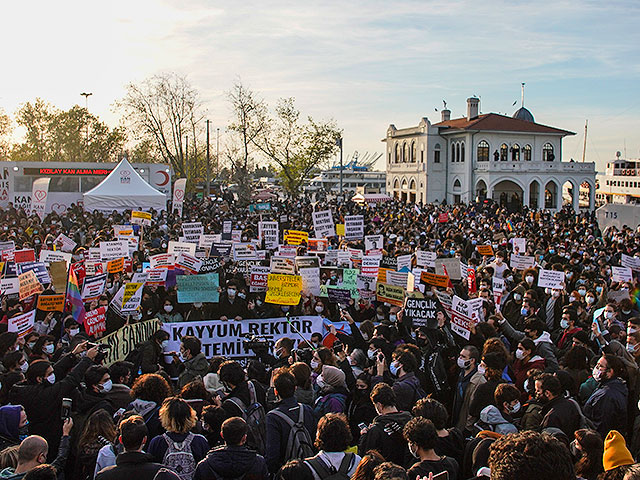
[632,286,640,307]
[506,220,513,232]
[66,266,86,325]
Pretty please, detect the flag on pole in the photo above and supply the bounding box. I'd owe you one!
[66,266,86,325]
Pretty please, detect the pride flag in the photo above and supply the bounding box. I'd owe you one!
[66,266,86,325]
[506,220,514,232]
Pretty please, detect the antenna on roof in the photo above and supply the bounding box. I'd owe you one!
[521,82,526,107]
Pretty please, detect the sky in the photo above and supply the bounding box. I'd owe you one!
[1,0,639,172]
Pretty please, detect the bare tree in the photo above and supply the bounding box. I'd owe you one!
[117,73,205,180]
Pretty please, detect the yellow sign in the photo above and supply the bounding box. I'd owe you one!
[265,274,302,306]
[283,230,309,246]
[123,282,144,305]
[336,224,345,236]
[376,282,405,307]
[37,294,65,312]
[131,211,152,226]
[18,270,43,300]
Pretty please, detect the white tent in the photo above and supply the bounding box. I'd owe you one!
[83,158,167,212]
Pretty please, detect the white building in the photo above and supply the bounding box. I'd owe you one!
[306,164,386,196]
[384,97,597,210]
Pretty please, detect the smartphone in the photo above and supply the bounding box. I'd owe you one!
[358,422,367,431]
[377,352,385,363]
[61,398,72,420]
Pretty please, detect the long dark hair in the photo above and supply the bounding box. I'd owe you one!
[575,429,604,479]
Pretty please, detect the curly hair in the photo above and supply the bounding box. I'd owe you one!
[411,398,448,430]
[402,417,437,451]
[372,462,407,480]
[159,397,197,434]
[130,373,172,404]
[315,413,352,452]
[351,450,385,480]
[489,431,574,480]
[179,379,210,401]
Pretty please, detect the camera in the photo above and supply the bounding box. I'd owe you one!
[240,333,273,353]
[292,347,312,365]
[333,341,344,354]
[61,398,72,420]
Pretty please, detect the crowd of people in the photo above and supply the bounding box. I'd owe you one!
[0,195,638,480]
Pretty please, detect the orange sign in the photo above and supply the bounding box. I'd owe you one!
[107,257,124,273]
[477,245,494,256]
[37,294,65,312]
[420,271,450,288]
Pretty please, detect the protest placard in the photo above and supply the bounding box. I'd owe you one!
[403,297,439,328]
[477,245,494,256]
[98,319,159,365]
[270,256,296,275]
[420,271,450,288]
[49,261,68,293]
[199,257,222,274]
[249,266,270,293]
[537,269,565,289]
[295,256,320,270]
[18,262,50,285]
[436,259,462,280]
[99,240,129,261]
[150,253,174,269]
[416,251,436,268]
[376,282,404,307]
[122,282,144,311]
[146,268,168,285]
[54,234,76,253]
[0,278,19,295]
[357,275,377,300]
[612,266,633,283]
[175,252,203,274]
[182,222,204,243]
[8,310,36,337]
[308,238,329,253]
[113,225,133,237]
[107,257,124,274]
[162,316,322,359]
[84,306,107,336]
[14,249,35,264]
[510,254,536,270]
[37,294,65,312]
[258,222,279,249]
[397,254,412,272]
[327,288,352,305]
[176,273,220,303]
[365,235,384,252]
[312,210,335,238]
[361,256,381,278]
[283,230,309,246]
[344,215,364,240]
[82,274,107,300]
[265,274,302,305]
[131,210,152,226]
[621,254,640,272]
[168,241,196,256]
[512,238,527,254]
[233,243,258,261]
[299,267,321,296]
[39,250,72,266]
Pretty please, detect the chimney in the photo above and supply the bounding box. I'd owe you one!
[441,109,451,122]
[467,97,479,120]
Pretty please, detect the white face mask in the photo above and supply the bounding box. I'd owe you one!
[569,296,576,303]
[586,296,595,304]
[526,276,534,284]
[100,380,113,393]
[367,350,376,360]
[515,349,525,360]
[477,365,486,376]
[161,340,169,349]
[510,401,521,414]
[20,362,28,373]
[46,373,56,384]
[315,305,324,313]
[310,359,319,370]
[44,344,54,355]
[457,357,470,369]
[164,305,173,313]
[605,311,614,320]
[316,376,327,389]
[194,303,203,308]
[69,328,79,337]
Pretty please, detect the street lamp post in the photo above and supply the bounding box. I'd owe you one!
[206,120,211,198]
[185,135,189,182]
[80,92,92,145]
[337,136,343,201]
[216,128,220,179]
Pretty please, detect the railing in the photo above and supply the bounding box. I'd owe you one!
[475,161,595,173]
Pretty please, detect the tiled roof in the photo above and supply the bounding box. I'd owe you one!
[433,113,574,135]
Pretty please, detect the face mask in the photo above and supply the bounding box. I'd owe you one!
[570,440,581,459]
[227,288,236,297]
[552,290,560,298]
[69,328,79,337]
[578,289,586,296]
[477,365,486,376]
[409,443,420,459]
[193,303,203,308]
[521,307,528,316]
[549,249,555,254]
[46,373,56,384]
[179,353,188,362]
[627,343,638,354]
[623,310,631,315]
[457,357,470,369]
[164,305,173,313]
[44,344,54,355]
[592,366,603,382]
[310,359,319,370]
[100,380,113,393]
[161,340,169,349]
[514,294,522,301]
[605,311,614,320]
[596,286,603,294]
[515,349,526,360]
[27,342,35,350]
[523,379,531,393]
[275,348,284,357]
[20,362,28,373]
[560,319,569,329]
[281,306,290,312]
[367,350,376,360]
[376,314,385,320]
[389,361,399,376]
[315,305,324,313]
[506,275,514,282]
[569,296,576,303]
[362,333,369,341]
[566,272,573,279]
[526,276,534,284]
[238,292,247,300]
[510,401,521,414]
[389,314,397,322]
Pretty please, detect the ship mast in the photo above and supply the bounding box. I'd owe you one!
[581,120,588,163]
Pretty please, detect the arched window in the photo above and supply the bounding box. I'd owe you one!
[394,144,399,163]
[456,143,461,162]
[461,142,465,162]
[393,178,399,189]
[523,144,532,161]
[434,143,441,163]
[453,179,461,190]
[543,143,554,162]
[500,143,508,161]
[410,179,416,190]
[477,140,489,162]
[451,143,456,163]
[511,143,520,161]
[403,142,408,163]
[411,142,416,162]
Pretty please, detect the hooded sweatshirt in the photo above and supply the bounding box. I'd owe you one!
[478,405,517,435]
[358,410,413,468]
[0,406,21,449]
[193,445,268,480]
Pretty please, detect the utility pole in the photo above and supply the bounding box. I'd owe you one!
[185,135,189,182]
[582,120,588,162]
[206,120,211,198]
[216,128,220,179]
[337,136,343,201]
[80,92,92,146]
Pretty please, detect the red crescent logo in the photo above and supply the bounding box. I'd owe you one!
[156,170,170,186]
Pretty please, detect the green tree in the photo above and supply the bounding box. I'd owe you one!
[117,73,206,181]
[254,97,341,197]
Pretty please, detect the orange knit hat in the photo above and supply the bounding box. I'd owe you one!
[603,430,634,471]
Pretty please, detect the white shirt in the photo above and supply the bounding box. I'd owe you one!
[305,451,361,480]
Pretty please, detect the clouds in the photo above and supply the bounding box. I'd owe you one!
[1,0,639,169]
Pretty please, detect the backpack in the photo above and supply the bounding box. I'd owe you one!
[124,343,144,376]
[306,453,354,480]
[162,432,197,480]
[268,404,315,461]
[226,381,266,455]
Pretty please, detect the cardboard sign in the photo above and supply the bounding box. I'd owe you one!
[436,258,461,280]
[344,215,365,240]
[113,225,133,237]
[146,268,168,285]
[365,235,384,252]
[336,224,345,236]
[232,243,258,261]
[168,241,196,256]
[283,230,309,246]
[403,297,439,328]
[18,262,50,285]
[0,278,19,295]
[107,257,124,274]
[18,270,43,300]
[357,274,377,300]
[99,240,129,261]
[50,261,68,293]
[537,269,565,289]
[416,251,436,268]
[313,210,336,238]
[271,256,296,275]
[39,250,72,266]
[37,294,65,312]
[84,306,107,336]
[175,252,203,274]
[122,282,144,311]
[512,238,527,254]
[420,271,450,288]
[510,254,535,270]
[612,266,633,283]
[14,249,36,264]
[182,222,204,244]
[131,210,152,226]
[477,245,494,256]
[54,234,76,253]
[82,274,107,300]
[250,266,270,293]
[621,254,640,272]
[265,274,302,306]
[397,255,412,272]
[176,273,220,303]
[258,222,279,249]
[8,310,36,337]
[376,282,404,307]
[150,253,174,269]
[299,267,321,296]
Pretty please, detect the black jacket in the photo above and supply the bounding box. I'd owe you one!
[95,451,164,480]
[584,377,629,437]
[540,396,582,438]
[358,410,413,468]
[193,445,268,480]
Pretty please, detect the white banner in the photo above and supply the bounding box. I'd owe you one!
[510,254,536,270]
[172,178,186,217]
[161,316,323,358]
[30,178,50,221]
[312,210,335,238]
[537,269,565,289]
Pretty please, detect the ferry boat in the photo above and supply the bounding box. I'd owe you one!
[595,152,640,206]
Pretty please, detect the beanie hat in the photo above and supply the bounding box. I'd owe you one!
[321,365,346,388]
[603,430,634,471]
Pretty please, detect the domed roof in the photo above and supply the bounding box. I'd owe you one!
[513,107,534,123]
